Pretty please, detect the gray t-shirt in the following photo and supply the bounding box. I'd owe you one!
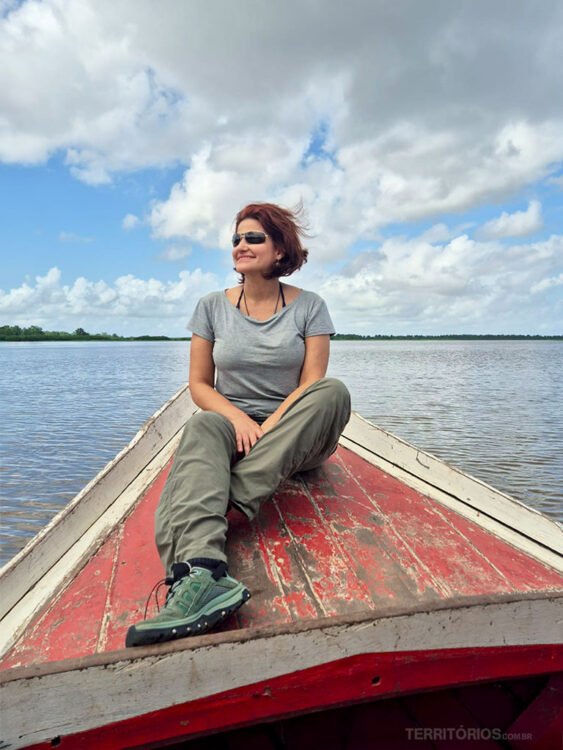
[188,289,335,418]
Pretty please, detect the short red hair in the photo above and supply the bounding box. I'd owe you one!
[235,202,309,280]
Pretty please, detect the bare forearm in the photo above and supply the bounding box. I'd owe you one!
[262,378,319,432]
[190,382,245,420]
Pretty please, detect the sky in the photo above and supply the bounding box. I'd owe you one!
[0,0,562,336]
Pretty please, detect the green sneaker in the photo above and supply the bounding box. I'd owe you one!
[126,563,251,647]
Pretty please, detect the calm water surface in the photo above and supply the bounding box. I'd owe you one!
[1,340,561,565]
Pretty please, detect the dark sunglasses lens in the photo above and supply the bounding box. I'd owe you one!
[246,232,266,244]
[232,234,241,247]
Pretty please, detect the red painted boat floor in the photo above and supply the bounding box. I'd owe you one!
[2,446,562,669]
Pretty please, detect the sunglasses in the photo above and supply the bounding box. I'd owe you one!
[232,231,269,247]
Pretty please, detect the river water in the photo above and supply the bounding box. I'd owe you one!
[1,340,561,565]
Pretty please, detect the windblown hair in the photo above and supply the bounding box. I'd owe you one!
[235,202,309,282]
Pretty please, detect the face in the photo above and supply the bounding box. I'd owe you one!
[232,218,283,277]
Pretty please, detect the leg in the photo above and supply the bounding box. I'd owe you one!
[128,411,249,647]
[230,378,351,520]
[154,410,237,573]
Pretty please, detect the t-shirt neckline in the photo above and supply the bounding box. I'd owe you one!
[222,287,303,323]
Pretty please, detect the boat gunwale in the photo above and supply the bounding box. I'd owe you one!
[0,385,196,616]
[341,415,563,570]
[2,588,562,685]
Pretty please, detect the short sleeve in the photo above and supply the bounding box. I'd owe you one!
[304,294,336,337]
[187,296,214,341]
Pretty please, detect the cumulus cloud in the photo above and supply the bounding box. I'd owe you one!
[319,232,563,334]
[480,200,543,239]
[2,229,561,335]
[122,213,140,230]
[2,1,563,334]
[0,266,218,331]
[531,272,563,294]
[2,0,563,243]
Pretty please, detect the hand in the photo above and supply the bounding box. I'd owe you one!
[229,413,264,456]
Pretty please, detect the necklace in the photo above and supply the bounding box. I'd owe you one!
[236,283,284,317]
[243,283,281,317]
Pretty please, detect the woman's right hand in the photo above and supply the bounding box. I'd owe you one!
[229,413,264,456]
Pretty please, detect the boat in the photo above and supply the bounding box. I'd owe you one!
[1,384,562,750]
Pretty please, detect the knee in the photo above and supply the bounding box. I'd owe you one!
[182,410,234,439]
[319,378,351,410]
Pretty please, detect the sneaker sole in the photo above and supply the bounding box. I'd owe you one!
[126,587,251,647]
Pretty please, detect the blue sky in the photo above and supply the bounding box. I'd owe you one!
[1,1,562,335]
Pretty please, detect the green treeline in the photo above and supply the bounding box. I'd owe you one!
[332,333,563,340]
[0,325,561,342]
[0,325,189,342]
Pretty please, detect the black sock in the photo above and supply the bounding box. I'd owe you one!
[186,558,228,580]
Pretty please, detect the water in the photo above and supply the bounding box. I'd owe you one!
[1,340,562,566]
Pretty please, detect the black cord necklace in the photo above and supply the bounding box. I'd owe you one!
[236,283,286,317]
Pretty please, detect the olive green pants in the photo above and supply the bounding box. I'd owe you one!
[154,378,351,573]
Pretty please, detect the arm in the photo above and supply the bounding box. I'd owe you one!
[189,334,263,455]
[261,334,330,433]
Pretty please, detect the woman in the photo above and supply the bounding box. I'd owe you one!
[126,203,351,647]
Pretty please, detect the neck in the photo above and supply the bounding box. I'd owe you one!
[241,275,280,301]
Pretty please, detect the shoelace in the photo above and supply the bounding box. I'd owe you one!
[142,561,229,619]
[143,562,192,619]
[142,575,175,619]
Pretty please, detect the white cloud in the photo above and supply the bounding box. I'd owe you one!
[122,213,140,230]
[318,232,563,335]
[158,245,192,261]
[1,0,563,239]
[2,1,563,334]
[531,273,563,294]
[2,229,561,335]
[0,266,218,333]
[480,200,543,239]
[59,231,94,243]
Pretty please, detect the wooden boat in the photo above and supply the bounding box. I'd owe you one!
[1,384,562,750]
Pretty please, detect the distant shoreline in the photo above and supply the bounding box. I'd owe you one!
[0,325,561,343]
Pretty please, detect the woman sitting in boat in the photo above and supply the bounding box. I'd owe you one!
[126,202,351,647]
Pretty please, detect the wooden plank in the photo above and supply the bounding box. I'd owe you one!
[252,489,322,621]
[0,385,196,620]
[272,470,376,616]
[341,415,563,572]
[227,507,294,630]
[299,458,428,606]
[404,690,501,749]
[2,597,562,749]
[338,448,563,596]
[280,706,354,750]
[454,681,523,732]
[99,462,172,653]
[0,532,120,670]
[506,672,563,750]
[347,699,436,750]
[225,726,279,750]
[329,451,456,601]
[0,431,182,658]
[505,675,547,705]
